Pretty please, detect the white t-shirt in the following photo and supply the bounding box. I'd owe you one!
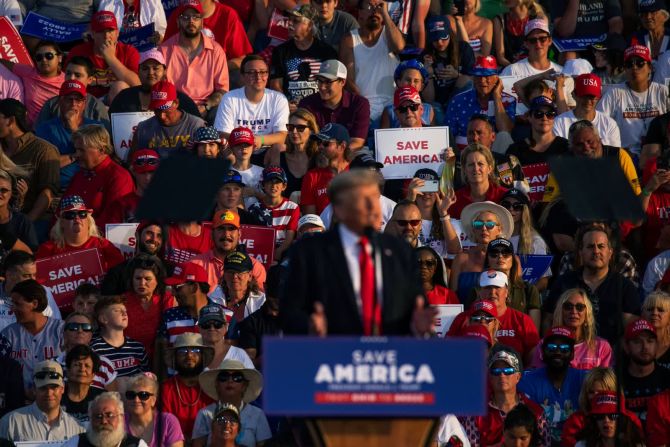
[553,110,621,147]
[500,59,576,107]
[596,81,670,155]
[420,220,448,258]
[214,87,290,136]
[320,195,397,231]
[236,164,264,209]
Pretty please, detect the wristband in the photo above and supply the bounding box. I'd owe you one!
[642,188,652,197]
[261,136,265,146]
[439,214,450,221]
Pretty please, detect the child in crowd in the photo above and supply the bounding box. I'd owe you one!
[72,283,100,319]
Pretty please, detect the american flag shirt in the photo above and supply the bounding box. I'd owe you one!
[248,198,300,246]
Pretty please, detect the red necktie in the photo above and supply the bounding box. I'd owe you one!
[359,236,380,335]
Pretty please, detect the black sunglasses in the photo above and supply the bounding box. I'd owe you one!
[396,219,421,227]
[595,413,619,421]
[396,104,420,114]
[526,36,550,44]
[624,60,647,69]
[470,315,496,323]
[125,391,154,401]
[200,321,225,330]
[417,259,437,268]
[35,52,57,62]
[500,201,525,211]
[217,372,246,383]
[61,210,89,220]
[34,371,62,380]
[287,124,309,132]
[64,322,93,332]
[488,249,513,258]
[134,158,159,167]
[562,302,587,312]
[531,110,557,120]
[176,347,202,356]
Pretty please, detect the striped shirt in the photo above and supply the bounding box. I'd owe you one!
[248,198,299,246]
[89,336,148,377]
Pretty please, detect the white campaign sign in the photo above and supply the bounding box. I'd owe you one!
[499,75,528,116]
[106,223,140,260]
[111,112,154,161]
[434,304,464,337]
[374,127,449,180]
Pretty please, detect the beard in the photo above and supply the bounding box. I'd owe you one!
[87,423,126,447]
[182,28,200,39]
[176,360,204,377]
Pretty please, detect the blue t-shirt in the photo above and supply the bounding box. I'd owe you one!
[518,367,588,444]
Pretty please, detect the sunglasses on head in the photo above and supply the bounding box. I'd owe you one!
[396,104,420,114]
[64,322,93,332]
[488,249,512,258]
[396,219,421,227]
[532,110,557,120]
[35,52,57,62]
[134,158,159,167]
[200,320,225,330]
[417,259,437,268]
[287,124,309,132]
[61,210,89,220]
[490,367,516,376]
[595,413,619,421]
[125,390,153,401]
[176,347,202,356]
[526,36,550,45]
[34,371,62,380]
[624,60,647,69]
[500,201,524,211]
[562,302,587,312]
[545,343,572,354]
[472,220,498,230]
[471,315,496,324]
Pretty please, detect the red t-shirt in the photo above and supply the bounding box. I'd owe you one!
[451,183,509,219]
[36,236,125,272]
[300,167,343,215]
[643,191,670,258]
[473,393,545,446]
[123,291,175,361]
[426,285,459,305]
[648,389,670,447]
[65,41,140,98]
[165,224,213,266]
[161,376,215,439]
[164,2,252,60]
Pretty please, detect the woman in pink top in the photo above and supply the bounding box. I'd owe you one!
[530,288,613,370]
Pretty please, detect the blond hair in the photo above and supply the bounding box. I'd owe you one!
[50,214,100,248]
[552,288,597,351]
[72,124,113,156]
[578,367,616,411]
[459,143,498,186]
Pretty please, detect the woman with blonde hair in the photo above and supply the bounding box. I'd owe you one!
[530,289,612,370]
[642,291,670,369]
[453,0,493,57]
[492,0,545,67]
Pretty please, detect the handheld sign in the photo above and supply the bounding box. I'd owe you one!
[36,248,105,309]
[267,8,290,42]
[119,24,155,53]
[162,0,180,21]
[0,18,33,66]
[106,223,140,261]
[520,255,553,284]
[522,163,551,202]
[20,12,87,43]
[499,75,528,116]
[434,304,463,337]
[111,112,154,161]
[553,34,606,53]
[263,337,486,416]
[239,225,276,269]
[374,127,449,180]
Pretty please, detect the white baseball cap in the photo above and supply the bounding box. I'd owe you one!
[298,214,325,230]
[479,270,508,288]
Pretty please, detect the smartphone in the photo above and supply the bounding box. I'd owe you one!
[419,180,439,193]
[453,0,465,16]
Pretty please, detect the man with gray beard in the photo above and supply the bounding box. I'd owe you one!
[62,392,147,447]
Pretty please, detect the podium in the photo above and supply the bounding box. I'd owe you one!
[263,337,486,446]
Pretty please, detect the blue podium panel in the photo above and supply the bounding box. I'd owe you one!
[262,336,487,417]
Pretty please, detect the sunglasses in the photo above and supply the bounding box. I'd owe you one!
[287,124,309,132]
[61,210,89,220]
[396,219,421,227]
[624,60,647,69]
[417,259,437,268]
[215,416,240,425]
[134,158,159,167]
[396,104,420,114]
[545,343,572,354]
[562,302,587,312]
[125,391,154,401]
[490,367,516,376]
[35,52,57,62]
[217,372,246,383]
[176,347,202,356]
[200,320,225,329]
[526,36,550,45]
[472,220,498,230]
[595,413,619,421]
[500,201,524,211]
[531,110,557,120]
[34,371,62,380]
[316,77,339,85]
[471,315,496,324]
[179,13,202,21]
[64,322,93,332]
[488,249,512,258]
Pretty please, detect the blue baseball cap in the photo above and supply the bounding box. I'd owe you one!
[639,0,666,13]
[222,169,246,186]
[262,166,288,183]
[394,59,430,83]
[313,123,350,144]
[427,16,451,42]
[529,95,557,111]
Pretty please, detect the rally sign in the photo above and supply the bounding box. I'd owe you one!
[263,337,486,416]
[119,24,155,53]
[520,255,553,284]
[240,225,276,268]
[434,304,463,337]
[162,0,180,22]
[111,112,154,161]
[20,12,88,43]
[267,8,290,42]
[36,248,104,309]
[499,75,528,116]
[374,127,449,180]
[0,18,33,66]
[523,163,551,202]
[553,34,606,53]
[106,223,140,260]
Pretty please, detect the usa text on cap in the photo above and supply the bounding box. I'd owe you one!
[574,73,602,98]
[60,80,87,97]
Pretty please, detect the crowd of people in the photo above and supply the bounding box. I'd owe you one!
[2,0,670,445]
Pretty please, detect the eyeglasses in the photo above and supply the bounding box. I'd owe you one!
[61,210,89,220]
[545,343,572,354]
[287,124,309,132]
[65,322,93,332]
[562,302,587,312]
[0,188,11,195]
[34,371,62,380]
[318,139,336,147]
[215,416,240,425]
[93,412,119,421]
[595,413,619,421]
[125,391,154,401]
[417,259,437,268]
[472,220,498,230]
[244,70,269,77]
[396,104,420,114]
[490,367,516,376]
[395,219,421,227]
[176,347,202,356]
[488,249,512,258]
[217,372,246,383]
[200,321,225,330]
[35,52,57,62]
[316,77,339,85]
[470,315,496,324]
[134,158,159,167]
[526,36,550,45]
[500,201,524,211]
[179,13,202,21]
[624,60,647,69]
[531,110,557,120]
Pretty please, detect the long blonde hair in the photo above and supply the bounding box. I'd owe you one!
[517,0,545,19]
[50,214,100,248]
[577,367,616,411]
[517,205,543,255]
[552,288,597,351]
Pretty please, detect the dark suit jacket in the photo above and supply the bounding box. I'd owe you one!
[281,225,424,335]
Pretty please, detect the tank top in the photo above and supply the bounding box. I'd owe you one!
[468,38,482,54]
[351,28,399,120]
[279,152,304,196]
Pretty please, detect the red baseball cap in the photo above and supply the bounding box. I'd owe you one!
[472,300,497,318]
[177,0,204,16]
[165,262,208,286]
[470,55,498,76]
[393,86,422,108]
[544,326,575,342]
[59,79,87,98]
[574,73,602,98]
[624,44,651,63]
[462,324,493,347]
[590,391,618,414]
[149,80,177,111]
[91,11,118,32]
[229,127,255,146]
[624,318,657,341]
[130,149,160,174]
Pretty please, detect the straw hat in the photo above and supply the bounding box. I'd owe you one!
[461,201,514,241]
[199,359,263,403]
[167,333,214,367]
